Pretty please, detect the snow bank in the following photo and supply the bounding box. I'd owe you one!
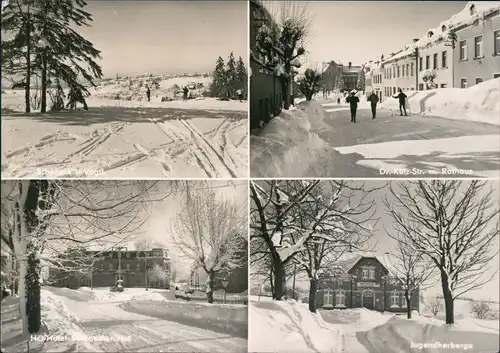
[249,298,345,353]
[41,289,99,352]
[251,107,333,177]
[87,96,247,112]
[86,288,168,302]
[380,79,500,125]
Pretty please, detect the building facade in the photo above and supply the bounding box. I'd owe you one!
[315,255,419,312]
[453,8,500,88]
[250,0,284,130]
[49,248,171,289]
[321,61,363,93]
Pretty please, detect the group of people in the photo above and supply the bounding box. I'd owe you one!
[144,85,245,103]
[345,88,408,122]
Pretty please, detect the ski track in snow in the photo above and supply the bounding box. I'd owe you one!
[2,115,247,178]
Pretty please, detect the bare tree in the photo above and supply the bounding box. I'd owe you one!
[385,180,499,324]
[171,182,247,303]
[253,1,312,110]
[426,296,444,316]
[470,300,493,320]
[250,180,382,301]
[1,180,174,338]
[386,238,436,318]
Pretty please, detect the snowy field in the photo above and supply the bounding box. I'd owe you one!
[249,295,500,353]
[1,79,248,178]
[1,287,247,353]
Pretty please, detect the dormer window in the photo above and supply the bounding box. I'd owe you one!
[470,4,476,15]
[441,25,447,32]
[427,30,434,38]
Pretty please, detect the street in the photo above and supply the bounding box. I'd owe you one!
[313,101,500,178]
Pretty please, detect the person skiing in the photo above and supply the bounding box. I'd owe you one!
[183,86,189,101]
[66,84,88,111]
[236,88,243,102]
[337,97,341,105]
[367,92,379,119]
[393,88,408,116]
[146,85,151,102]
[346,90,360,122]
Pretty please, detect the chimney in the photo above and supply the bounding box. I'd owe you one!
[348,62,352,69]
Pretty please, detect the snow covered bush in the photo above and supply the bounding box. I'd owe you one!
[297,69,321,101]
[470,300,493,320]
[422,69,437,89]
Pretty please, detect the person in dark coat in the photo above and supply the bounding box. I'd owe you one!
[183,86,189,101]
[337,97,341,105]
[367,92,380,119]
[146,85,151,102]
[393,88,408,116]
[346,90,360,122]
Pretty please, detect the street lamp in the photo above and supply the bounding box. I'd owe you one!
[221,280,229,304]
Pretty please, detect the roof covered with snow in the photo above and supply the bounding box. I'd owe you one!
[382,1,500,64]
[327,252,400,277]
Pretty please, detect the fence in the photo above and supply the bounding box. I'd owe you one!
[174,293,248,305]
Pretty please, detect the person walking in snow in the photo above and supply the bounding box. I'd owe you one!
[367,91,379,119]
[182,86,189,101]
[346,90,360,123]
[393,88,408,116]
[236,88,243,102]
[337,97,341,105]
[146,85,151,102]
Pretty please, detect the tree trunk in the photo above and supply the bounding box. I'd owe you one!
[25,19,32,113]
[306,92,313,101]
[308,278,317,313]
[26,249,41,333]
[405,292,411,319]
[441,271,454,324]
[40,50,48,113]
[206,270,216,304]
[273,259,286,300]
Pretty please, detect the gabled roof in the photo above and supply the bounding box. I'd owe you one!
[330,252,399,277]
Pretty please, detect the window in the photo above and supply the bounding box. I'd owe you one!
[460,40,467,60]
[324,290,334,306]
[362,267,369,278]
[126,252,130,258]
[126,263,131,270]
[368,268,375,279]
[433,53,438,69]
[441,84,447,88]
[406,64,409,77]
[419,83,424,91]
[402,65,405,77]
[397,66,400,78]
[476,78,483,85]
[442,51,447,68]
[419,57,423,71]
[335,290,346,307]
[494,74,500,79]
[136,263,141,270]
[393,87,396,95]
[390,291,399,307]
[425,55,430,69]
[411,63,414,76]
[474,36,483,58]
[461,78,468,88]
[401,293,407,308]
[109,263,114,270]
[495,30,500,55]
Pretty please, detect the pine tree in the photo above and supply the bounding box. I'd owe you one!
[226,52,237,97]
[235,56,247,97]
[297,69,321,101]
[356,67,366,92]
[2,0,103,113]
[210,56,226,97]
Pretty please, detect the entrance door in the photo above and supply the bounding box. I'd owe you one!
[362,290,375,310]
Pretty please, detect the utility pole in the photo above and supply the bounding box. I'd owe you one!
[112,246,127,286]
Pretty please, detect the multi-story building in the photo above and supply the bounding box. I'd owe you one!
[315,253,419,312]
[321,61,363,93]
[453,3,500,87]
[49,247,171,289]
[364,59,384,101]
[250,0,284,129]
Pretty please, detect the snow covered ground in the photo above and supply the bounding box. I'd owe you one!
[1,83,247,178]
[1,287,247,353]
[249,296,345,353]
[380,79,500,126]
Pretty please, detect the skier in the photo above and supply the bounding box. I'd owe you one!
[183,86,189,101]
[66,85,88,111]
[346,90,360,123]
[236,88,243,102]
[393,88,408,116]
[367,91,379,119]
[146,85,151,102]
